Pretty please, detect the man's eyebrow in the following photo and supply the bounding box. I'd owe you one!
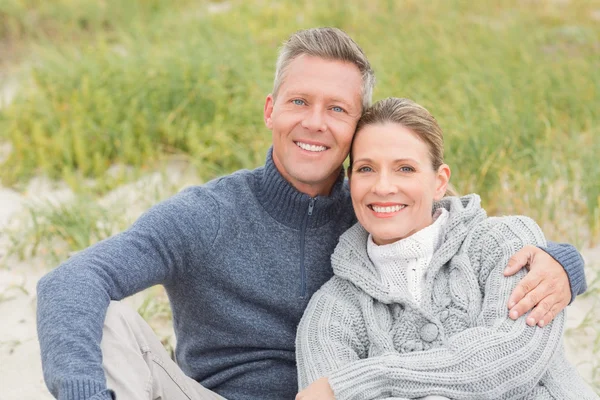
[283,90,311,98]
[329,97,354,107]
[286,92,358,109]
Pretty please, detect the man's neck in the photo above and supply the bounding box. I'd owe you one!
[293,179,336,198]
[271,155,341,198]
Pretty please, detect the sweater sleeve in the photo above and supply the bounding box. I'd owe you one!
[327,216,570,400]
[295,278,368,390]
[539,241,587,303]
[36,187,219,400]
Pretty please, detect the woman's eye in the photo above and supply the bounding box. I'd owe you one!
[357,166,373,173]
[399,166,415,173]
[292,99,305,106]
[331,106,344,113]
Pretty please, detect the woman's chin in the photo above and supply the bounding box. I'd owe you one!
[371,232,405,246]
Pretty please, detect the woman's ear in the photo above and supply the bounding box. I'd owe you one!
[434,163,451,200]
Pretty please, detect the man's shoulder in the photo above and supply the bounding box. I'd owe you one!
[175,167,258,203]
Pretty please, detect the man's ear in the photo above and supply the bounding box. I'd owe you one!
[347,169,351,189]
[434,164,451,200]
[264,94,274,129]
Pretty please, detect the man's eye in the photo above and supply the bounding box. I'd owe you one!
[292,99,305,106]
[332,106,344,113]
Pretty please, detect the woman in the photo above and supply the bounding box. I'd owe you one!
[295,98,597,400]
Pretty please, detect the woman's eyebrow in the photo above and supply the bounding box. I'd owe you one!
[352,157,420,164]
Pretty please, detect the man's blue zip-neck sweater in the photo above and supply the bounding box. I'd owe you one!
[36,149,587,400]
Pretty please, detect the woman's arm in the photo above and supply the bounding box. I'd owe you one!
[296,278,368,391]
[323,217,570,400]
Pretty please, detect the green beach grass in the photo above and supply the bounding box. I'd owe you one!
[1,0,599,243]
[1,0,599,392]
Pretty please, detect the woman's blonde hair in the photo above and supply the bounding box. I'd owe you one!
[350,97,457,196]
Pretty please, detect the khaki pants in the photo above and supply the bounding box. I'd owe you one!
[101,301,226,400]
[102,301,450,400]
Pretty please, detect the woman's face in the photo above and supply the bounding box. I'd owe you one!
[349,122,450,245]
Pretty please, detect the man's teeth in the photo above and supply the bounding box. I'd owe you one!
[296,142,327,152]
[371,205,406,213]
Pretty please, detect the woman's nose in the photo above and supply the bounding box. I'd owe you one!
[372,173,398,196]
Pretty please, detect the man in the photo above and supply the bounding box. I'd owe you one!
[37,28,586,400]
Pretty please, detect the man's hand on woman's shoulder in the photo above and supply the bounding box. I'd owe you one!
[504,245,571,327]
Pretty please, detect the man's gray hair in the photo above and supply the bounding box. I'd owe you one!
[273,27,375,111]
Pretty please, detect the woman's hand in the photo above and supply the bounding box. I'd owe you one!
[296,377,335,400]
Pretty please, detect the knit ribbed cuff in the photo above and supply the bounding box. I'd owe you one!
[329,357,388,400]
[90,391,115,400]
[58,379,114,400]
[539,242,587,304]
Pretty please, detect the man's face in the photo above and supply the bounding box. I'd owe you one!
[264,55,363,197]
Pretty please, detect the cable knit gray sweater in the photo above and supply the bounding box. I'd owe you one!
[296,195,598,400]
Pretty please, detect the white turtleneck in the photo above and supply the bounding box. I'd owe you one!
[367,208,449,304]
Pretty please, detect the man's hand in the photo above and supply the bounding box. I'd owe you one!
[504,245,571,327]
[296,377,335,400]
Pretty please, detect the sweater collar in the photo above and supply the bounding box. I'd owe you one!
[367,208,448,267]
[331,194,487,303]
[255,147,350,229]
[366,209,449,302]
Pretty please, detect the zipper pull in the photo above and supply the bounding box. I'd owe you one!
[308,198,315,216]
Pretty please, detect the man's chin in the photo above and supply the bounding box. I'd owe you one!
[288,170,341,193]
[295,169,339,183]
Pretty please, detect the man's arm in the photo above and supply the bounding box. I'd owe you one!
[37,188,219,400]
[503,242,586,327]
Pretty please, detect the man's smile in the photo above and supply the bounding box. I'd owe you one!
[295,141,328,152]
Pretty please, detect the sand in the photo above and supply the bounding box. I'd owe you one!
[0,172,598,399]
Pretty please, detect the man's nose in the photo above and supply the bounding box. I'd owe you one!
[301,108,326,132]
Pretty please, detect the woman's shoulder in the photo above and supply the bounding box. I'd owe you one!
[438,195,543,244]
[458,215,546,284]
[309,275,364,310]
[466,215,546,248]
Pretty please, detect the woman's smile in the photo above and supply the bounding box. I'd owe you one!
[367,202,407,218]
[350,122,449,245]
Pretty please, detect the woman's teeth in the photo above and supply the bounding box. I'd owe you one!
[370,205,406,213]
